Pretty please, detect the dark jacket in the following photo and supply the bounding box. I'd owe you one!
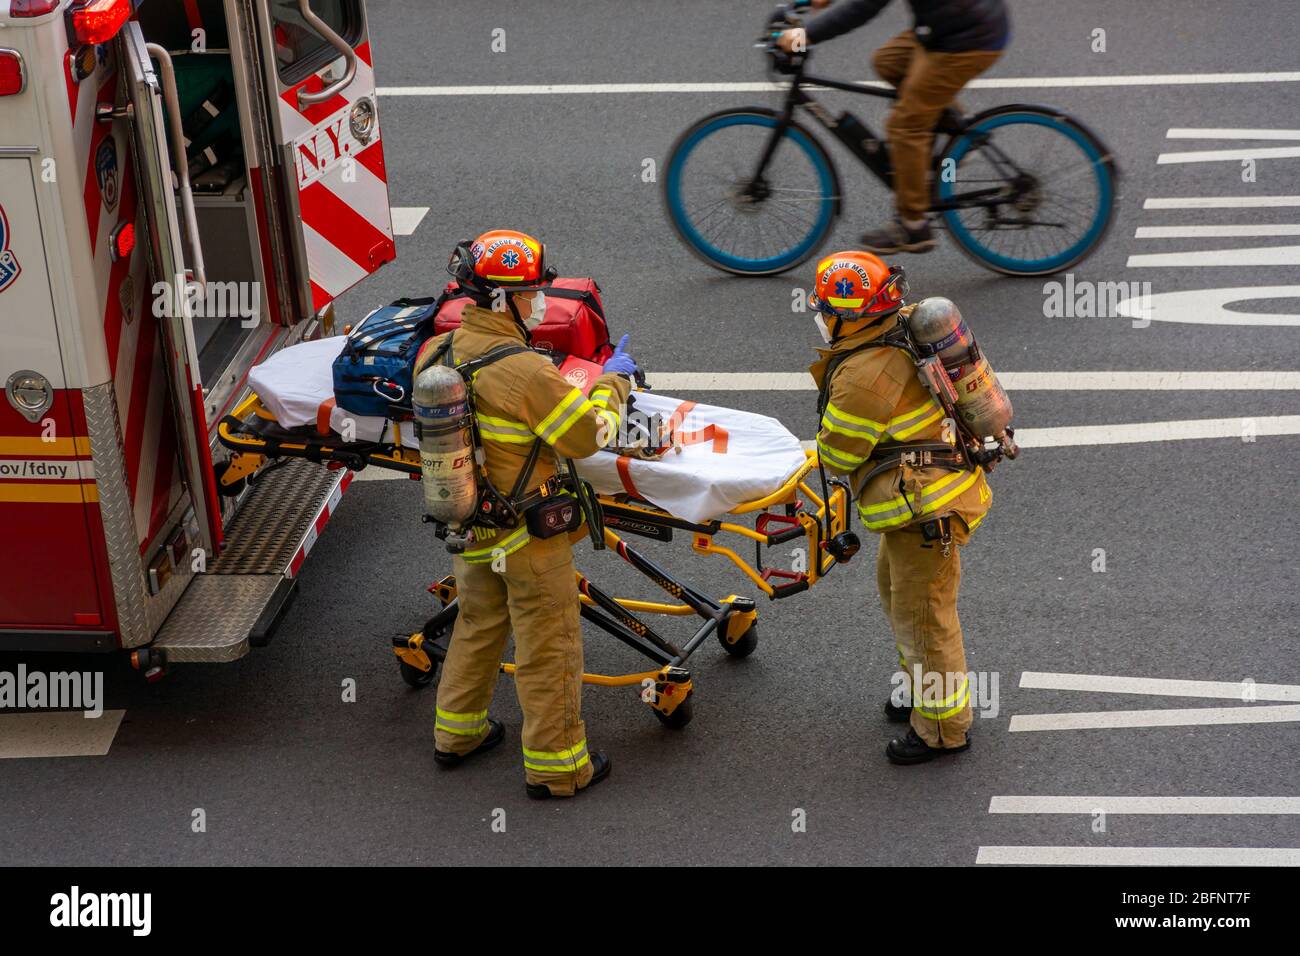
[805,0,1010,53]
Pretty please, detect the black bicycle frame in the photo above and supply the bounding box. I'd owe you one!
[756,68,1022,213]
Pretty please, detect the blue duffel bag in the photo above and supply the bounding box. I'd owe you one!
[332,296,443,418]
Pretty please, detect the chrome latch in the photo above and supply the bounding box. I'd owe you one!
[5,369,53,424]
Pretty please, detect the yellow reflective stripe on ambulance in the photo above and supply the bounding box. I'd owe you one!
[821,401,884,441]
[535,387,593,446]
[886,399,944,440]
[435,707,489,736]
[461,525,531,564]
[521,739,591,773]
[914,675,971,720]
[477,413,534,444]
[858,469,980,530]
[817,436,866,470]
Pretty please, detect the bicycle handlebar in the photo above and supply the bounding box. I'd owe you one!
[757,2,814,73]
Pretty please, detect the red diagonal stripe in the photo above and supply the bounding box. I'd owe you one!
[298,180,391,271]
[282,76,350,127]
[310,279,331,312]
[356,41,372,67]
[353,139,387,183]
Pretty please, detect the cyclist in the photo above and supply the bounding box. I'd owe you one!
[778,0,1011,254]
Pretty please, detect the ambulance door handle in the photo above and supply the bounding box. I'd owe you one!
[146,43,207,292]
[295,0,357,109]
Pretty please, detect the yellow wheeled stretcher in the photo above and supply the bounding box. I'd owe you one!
[218,392,857,728]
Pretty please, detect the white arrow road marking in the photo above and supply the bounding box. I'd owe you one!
[989,796,1300,814]
[1009,704,1300,732]
[1158,146,1300,163]
[1144,195,1300,208]
[1127,246,1300,267]
[647,371,1300,391]
[1136,224,1300,238]
[0,710,125,759]
[976,846,1300,866]
[1020,672,1300,702]
[1166,128,1300,140]
[377,73,1300,97]
[390,207,429,236]
[1116,285,1300,325]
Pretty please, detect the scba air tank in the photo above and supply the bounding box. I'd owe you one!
[907,297,1014,443]
[413,364,479,530]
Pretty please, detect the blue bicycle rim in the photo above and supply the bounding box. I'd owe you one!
[939,112,1113,274]
[667,113,835,274]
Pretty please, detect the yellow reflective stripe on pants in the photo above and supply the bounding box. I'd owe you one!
[887,400,944,440]
[913,675,971,720]
[462,525,531,564]
[521,738,590,774]
[535,387,591,446]
[817,436,866,471]
[435,706,489,736]
[859,469,979,531]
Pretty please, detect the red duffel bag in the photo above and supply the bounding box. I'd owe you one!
[433,277,615,363]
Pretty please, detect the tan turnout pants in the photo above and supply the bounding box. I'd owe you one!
[872,31,1003,221]
[434,533,593,796]
[876,522,974,748]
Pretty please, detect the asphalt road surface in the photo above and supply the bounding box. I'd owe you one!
[2,1,1298,867]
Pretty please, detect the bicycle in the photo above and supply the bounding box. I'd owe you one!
[663,3,1118,277]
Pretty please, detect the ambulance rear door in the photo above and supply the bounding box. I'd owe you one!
[252,0,395,319]
[121,22,221,557]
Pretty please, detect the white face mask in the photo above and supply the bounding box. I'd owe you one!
[813,313,833,344]
[524,291,547,330]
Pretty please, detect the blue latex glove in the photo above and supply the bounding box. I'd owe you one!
[603,334,639,377]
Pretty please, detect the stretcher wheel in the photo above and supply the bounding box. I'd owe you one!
[399,659,437,688]
[718,623,758,658]
[653,695,693,730]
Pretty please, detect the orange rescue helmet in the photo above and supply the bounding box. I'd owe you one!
[809,250,908,321]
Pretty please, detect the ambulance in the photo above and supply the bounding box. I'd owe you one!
[0,0,394,672]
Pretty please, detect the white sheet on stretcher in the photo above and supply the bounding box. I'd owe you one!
[247,337,807,522]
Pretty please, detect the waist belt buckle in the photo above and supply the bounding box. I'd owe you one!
[900,449,934,469]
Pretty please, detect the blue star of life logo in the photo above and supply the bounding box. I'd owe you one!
[834,277,855,298]
[501,249,520,269]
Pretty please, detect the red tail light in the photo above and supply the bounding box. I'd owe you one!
[110,221,135,261]
[9,0,64,17]
[0,52,25,97]
[70,0,131,45]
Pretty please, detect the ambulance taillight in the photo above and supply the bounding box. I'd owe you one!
[0,52,24,98]
[69,0,133,45]
[8,0,63,17]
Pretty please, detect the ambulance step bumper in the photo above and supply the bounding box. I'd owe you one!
[152,459,349,662]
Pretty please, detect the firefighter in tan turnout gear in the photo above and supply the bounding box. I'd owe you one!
[413,230,635,798]
[808,251,993,764]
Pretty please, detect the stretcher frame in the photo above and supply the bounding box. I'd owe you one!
[218,392,854,727]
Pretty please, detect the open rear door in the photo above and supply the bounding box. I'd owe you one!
[121,23,221,557]
[253,0,395,318]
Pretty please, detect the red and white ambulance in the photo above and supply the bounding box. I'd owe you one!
[0,0,394,670]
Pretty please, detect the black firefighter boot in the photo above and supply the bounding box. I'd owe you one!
[884,698,912,723]
[886,728,971,766]
[434,719,506,769]
[525,750,612,800]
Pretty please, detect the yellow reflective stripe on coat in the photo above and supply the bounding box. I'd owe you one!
[886,399,944,440]
[589,386,614,409]
[461,525,531,564]
[477,413,534,444]
[817,435,866,471]
[913,675,971,720]
[535,387,593,446]
[521,739,591,773]
[859,469,980,531]
[435,706,489,736]
[821,401,884,441]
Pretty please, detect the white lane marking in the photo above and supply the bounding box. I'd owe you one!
[1166,128,1300,140]
[989,796,1300,815]
[976,846,1300,866]
[1136,224,1300,238]
[1117,286,1300,326]
[350,467,416,483]
[1158,146,1300,163]
[1020,671,1300,702]
[648,371,1300,391]
[1144,195,1300,208]
[1127,246,1300,267]
[1009,704,1300,732]
[0,710,125,759]
[390,207,429,236]
[376,73,1300,97]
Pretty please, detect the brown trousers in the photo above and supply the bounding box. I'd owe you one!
[876,523,974,748]
[434,533,593,795]
[872,31,1003,221]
